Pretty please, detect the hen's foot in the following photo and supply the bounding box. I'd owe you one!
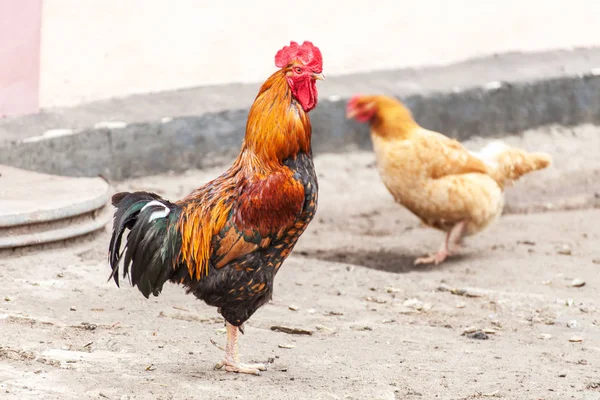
[414,249,449,265]
[451,242,465,253]
[215,359,266,375]
[415,220,467,265]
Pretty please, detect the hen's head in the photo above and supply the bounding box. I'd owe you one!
[275,41,324,112]
[346,95,378,123]
[347,95,419,138]
[346,95,416,125]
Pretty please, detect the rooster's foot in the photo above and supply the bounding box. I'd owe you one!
[216,321,266,375]
[215,359,267,375]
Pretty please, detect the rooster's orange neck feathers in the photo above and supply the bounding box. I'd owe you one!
[240,70,312,169]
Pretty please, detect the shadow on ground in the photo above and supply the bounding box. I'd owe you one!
[296,247,469,273]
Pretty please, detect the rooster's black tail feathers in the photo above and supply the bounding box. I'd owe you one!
[108,191,182,298]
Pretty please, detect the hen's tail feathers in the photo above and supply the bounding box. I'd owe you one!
[108,191,182,298]
[472,141,552,189]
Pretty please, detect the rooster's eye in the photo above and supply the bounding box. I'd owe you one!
[294,67,302,74]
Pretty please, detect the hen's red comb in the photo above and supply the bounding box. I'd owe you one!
[275,41,323,73]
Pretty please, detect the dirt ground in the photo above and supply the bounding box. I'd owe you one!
[1,124,599,400]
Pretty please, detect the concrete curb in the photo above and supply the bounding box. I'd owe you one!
[0,186,110,228]
[0,165,113,249]
[2,73,600,181]
[0,206,111,249]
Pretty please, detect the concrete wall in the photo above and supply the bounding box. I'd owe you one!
[39,0,600,108]
[4,70,599,180]
[0,0,42,117]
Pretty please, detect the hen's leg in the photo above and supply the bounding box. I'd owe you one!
[215,322,266,375]
[448,220,468,252]
[414,221,467,265]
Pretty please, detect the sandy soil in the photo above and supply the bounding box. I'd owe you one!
[1,124,599,400]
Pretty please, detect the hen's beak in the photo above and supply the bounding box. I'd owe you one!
[346,108,358,119]
[313,73,325,81]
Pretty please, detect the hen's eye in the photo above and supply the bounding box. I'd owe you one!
[294,67,302,74]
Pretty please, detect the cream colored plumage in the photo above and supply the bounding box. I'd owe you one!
[347,95,552,265]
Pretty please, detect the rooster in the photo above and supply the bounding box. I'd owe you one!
[108,41,324,375]
[346,95,551,265]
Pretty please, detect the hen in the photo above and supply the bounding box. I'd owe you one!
[108,41,324,375]
[346,95,551,265]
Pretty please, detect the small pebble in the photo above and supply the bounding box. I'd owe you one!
[538,333,552,340]
[466,331,489,340]
[569,336,584,342]
[307,308,316,314]
[557,245,572,256]
[592,258,600,264]
[558,371,567,378]
[403,298,431,311]
[579,305,592,313]
[463,326,478,334]
[483,328,497,334]
[288,305,299,311]
[386,287,401,294]
[315,325,335,334]
[571,279,586,288]
[541,280,552,285]
[566,298,574,307]
[69,306,76,311]
[567,320,578,328]
[353,325,372,331]
[215,327,227,334]
[518,240,536,246]
[366,296,387,304]
[4,296,10,302]
[278,344,296,349]
[455,302,466,309]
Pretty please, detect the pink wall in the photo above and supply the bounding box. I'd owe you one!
[0,0,42,117]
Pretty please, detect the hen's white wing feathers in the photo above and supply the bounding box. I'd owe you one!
[468,140,510,169]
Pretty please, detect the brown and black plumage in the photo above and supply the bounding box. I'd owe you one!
[108,41,324,375]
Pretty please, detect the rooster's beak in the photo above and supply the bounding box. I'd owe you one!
[313,73,325,81]
[346,109,358,119]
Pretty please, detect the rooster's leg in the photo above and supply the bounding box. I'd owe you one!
[215,322,266,375]
[414,221,467,265]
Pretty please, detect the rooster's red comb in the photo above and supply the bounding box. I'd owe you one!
[275,41,323,73]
